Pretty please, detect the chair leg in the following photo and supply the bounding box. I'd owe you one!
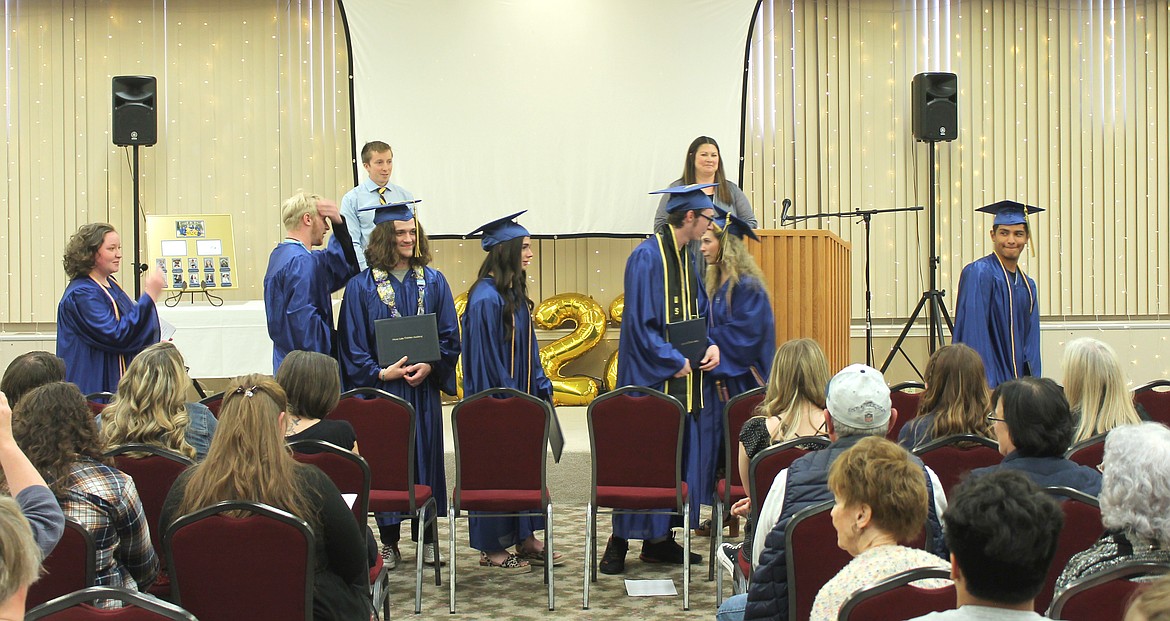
[546,504,555,611]
[582,503,592,610]
[448,512,457,614]
[430,513,442,587]
[414,510,425,615]
[683,500,691,611]
[709,497,722,582]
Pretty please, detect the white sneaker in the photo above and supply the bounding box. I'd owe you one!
[423,544,446,567]
[717,542,740,579]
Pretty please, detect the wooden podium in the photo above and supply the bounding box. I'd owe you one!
[747,230,852,372]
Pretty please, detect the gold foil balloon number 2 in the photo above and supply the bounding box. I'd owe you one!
[452,292,616,405]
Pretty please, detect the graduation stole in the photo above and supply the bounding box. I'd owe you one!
[372,267,426,318]
[655,230,703,412]
[993,255,1036,378]
[90,276,128,377]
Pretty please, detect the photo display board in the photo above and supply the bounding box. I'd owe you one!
[145,214,239,290]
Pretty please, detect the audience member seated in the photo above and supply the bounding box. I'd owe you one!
[907,470,1064,620]
[100,342,218,461]
[970,376,1102,496]
[0,390,65,557]
[275,350,358,452]
[1061,337,1144,443]
[811,436,950,621]
[897,344,991,450]
[12,382,158,599]
[0,495,45,620]
[1,351,66,409]
[159,375,370,621]
[1125,574,1170,621]
[723,338,831,569]
[1054,422,1170,597]
[716,364,947,621]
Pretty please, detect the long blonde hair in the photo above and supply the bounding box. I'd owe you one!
[102,342,196,459]
[176,375,312,521]
[703,224,768,307]
[754,339,831,440]
[1062,337,1141,442]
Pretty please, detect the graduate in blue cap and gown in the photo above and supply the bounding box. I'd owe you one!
[599,184,723,575]
[57,223,165,395]
[952,200,1044,388]
[263,191,360,373]
[694,214,775,533]
[336,200,460,568]
[461,211,562,572]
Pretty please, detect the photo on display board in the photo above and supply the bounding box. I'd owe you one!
[203,258,215,272]
[187,258,199,272]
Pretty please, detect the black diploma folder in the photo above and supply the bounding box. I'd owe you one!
[666,317,708,365]
[374,314,441,366]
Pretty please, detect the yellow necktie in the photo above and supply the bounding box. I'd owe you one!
[377,187,387,205]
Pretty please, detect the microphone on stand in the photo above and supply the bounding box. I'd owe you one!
[138,263,150,273]
[781,198,793,224]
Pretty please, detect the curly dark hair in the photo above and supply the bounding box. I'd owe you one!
[62,223,116,280]
[12,382,110,495]
[365,219,432,271]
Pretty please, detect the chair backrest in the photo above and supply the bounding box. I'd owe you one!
[912,434,1001,497]
[1048,560,1170,621]
[887,381,926,441]
[25,586,198,621]
[1034,487,1104,613]
[1064,433,1107,469]
[104,444,194,560]
[786,500,852,621]
[26,519,97,609]
[837,567,955,621]
[288,439,372,528]
[588,386,686,508]
[85,392,114,417]
[452,388,551,503]
[198,392,224,418]
[165,501,314,621]
[330,387,417,504]
[1134,379,1170,426]
[747,436,830,508]
[722,387,766,494]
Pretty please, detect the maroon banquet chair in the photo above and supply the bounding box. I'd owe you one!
[329,386,440,614]
[786,500,853,621]
[1048,559,1170,621]
[165,500,314,621]
[585,385,690,611]
[288,439,390,620]
[711,386,764,597]
[198,391,224,418]
[912,433,1001,497]
[85,392,115,417]
[25,586,198,621]
[450,388,555,613]
[1133,379,1170,426]
[1035,487,1104,614]
[1064,433,1107,469]
[887,381,926,441]
[26,519,96,609]
[837,566,955,620]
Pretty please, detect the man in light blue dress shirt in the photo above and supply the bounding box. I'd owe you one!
[340,140,416,269]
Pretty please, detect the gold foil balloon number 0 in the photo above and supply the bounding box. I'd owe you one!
[533,293,606,406]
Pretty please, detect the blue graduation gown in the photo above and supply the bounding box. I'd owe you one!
[694,276,775,519]
[56,276,160,395]
[952,253,1041,388]
[263,223,358,373]
[460,278,552,551]
[614,235,715,537]
[337,267,460,521]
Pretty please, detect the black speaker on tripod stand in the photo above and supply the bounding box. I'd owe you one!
[881,72,958,377]
[111,76,157,297]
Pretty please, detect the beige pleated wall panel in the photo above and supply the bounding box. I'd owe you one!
[1,0,353,326]
[742,0,1170,325]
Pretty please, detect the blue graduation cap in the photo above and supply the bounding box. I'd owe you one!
[466,210,529,250]
[357,199,422,225]
[716,213,759,242]
[650,183,725,215]
[976,200,1044,227]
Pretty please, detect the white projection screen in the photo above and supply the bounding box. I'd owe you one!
[341,0,759,236]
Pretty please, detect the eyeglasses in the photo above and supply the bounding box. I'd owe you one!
[697,212,716,226]
[986,411,1006,423]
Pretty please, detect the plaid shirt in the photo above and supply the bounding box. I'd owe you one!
[59,458,159,599]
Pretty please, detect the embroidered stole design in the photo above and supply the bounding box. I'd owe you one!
[656,231,703,412]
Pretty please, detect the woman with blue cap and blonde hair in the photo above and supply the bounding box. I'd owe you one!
[461,211,561,572]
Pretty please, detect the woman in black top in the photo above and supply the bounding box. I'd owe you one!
[276,351,358,452]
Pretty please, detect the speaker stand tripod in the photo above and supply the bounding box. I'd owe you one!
[880,140,953,378]
[784,204,922,366]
